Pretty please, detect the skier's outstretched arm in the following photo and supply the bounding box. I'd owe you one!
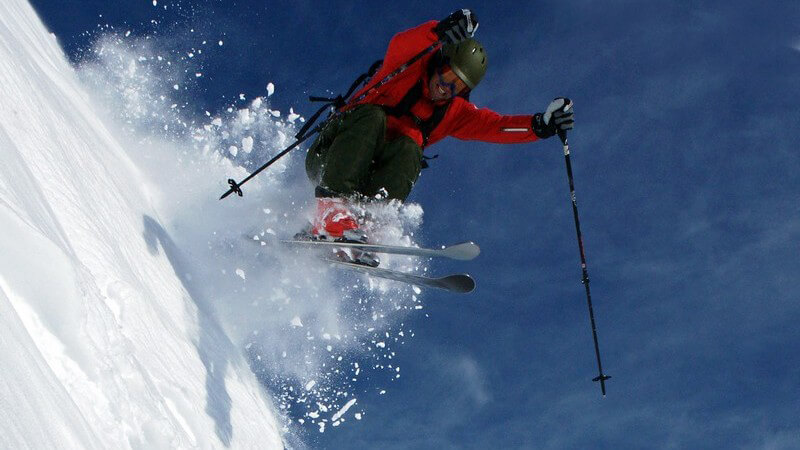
[448,97,574,144]
[448,99,538,144]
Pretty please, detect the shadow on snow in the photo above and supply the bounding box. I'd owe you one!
[142,215,235,446]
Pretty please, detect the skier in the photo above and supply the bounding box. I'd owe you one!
[303,9,574,247]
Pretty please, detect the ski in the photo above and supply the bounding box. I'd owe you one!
[245,235,477,293]
[281,239,480,261]
[326,259,476,294]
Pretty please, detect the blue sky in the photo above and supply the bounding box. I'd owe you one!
[31,0,800,448]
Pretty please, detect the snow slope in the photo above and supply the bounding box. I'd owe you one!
[62,9,431,437]
[0,0,284,447]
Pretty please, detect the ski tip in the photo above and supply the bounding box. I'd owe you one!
[443,274,476,294]
[443,241,481,261]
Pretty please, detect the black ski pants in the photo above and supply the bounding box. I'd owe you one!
[305,104,423,202]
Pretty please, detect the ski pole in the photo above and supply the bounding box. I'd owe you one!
[558,130,611,396]
[219,40,444,200]
[219,131,318,200]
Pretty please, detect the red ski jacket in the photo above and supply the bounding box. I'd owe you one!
[345,21,539,148]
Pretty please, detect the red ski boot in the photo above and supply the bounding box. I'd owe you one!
[311,198,360,239]
[306,198,379,267]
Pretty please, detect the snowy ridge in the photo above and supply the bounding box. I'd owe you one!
[0,0,283,448]
[68,17,432,436]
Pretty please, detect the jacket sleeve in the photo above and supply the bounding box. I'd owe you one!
[448,99,539,144]
[382,21,440,70]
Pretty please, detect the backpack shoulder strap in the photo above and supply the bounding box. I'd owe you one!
[298,59,385,139]
[383,81,424,117]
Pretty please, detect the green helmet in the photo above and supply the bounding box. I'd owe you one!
[442,38,488,90]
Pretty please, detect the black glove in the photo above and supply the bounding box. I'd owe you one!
[532,97,574,139]
[434,9,479,44]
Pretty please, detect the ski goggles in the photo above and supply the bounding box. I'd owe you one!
[436,65,470,97]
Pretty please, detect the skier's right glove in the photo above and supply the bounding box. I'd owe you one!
[434,9,479,44]
[532,97,574,139]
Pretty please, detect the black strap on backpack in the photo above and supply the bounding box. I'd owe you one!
[296,59,384,140]
[383,80,450,149]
